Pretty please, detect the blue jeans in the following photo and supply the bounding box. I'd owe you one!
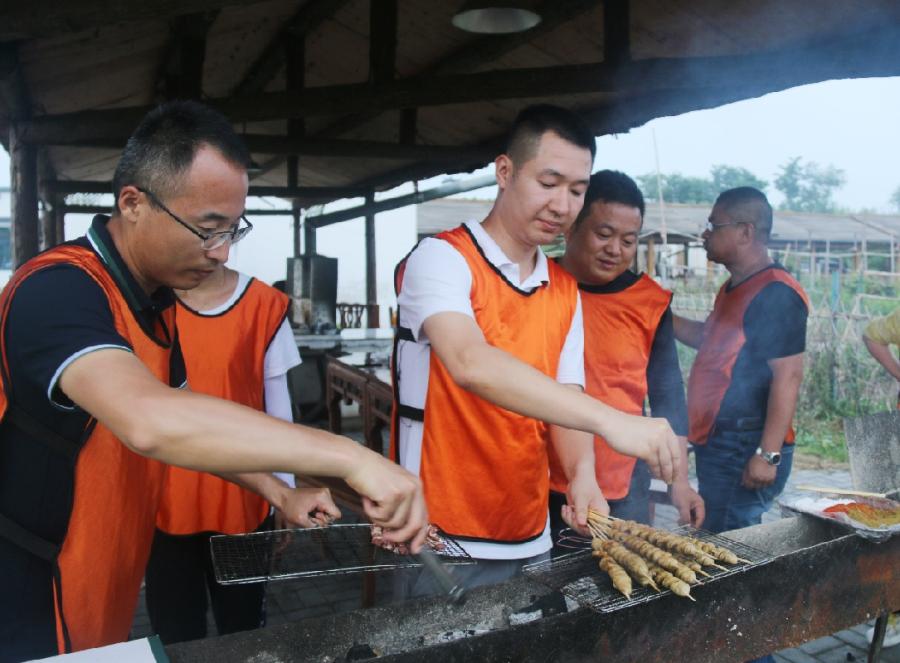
[694,429,794,534]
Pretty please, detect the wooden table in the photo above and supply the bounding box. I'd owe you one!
[321,353,393,607]
[325,353,392,456]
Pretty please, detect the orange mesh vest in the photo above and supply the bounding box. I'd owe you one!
[157,278,290,535]
[548,274,671,500]
[391,225,578,543]
[687,266,809,445]
[0,244,176,654]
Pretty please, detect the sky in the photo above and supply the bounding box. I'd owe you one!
[2,75,899,301]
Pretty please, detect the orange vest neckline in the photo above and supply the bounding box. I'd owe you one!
[687,265,809,445]
[548,273,672,500]
[393,224,579,544]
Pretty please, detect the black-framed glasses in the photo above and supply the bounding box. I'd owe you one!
[705,219,744,233]
[137,187,253,251]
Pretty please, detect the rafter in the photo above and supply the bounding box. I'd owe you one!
[1,0,271,42]
[232,0,350,97]
[44,180,368,200]
[18,21,900,146]
[313,0,600,139]
[157,12,217,100]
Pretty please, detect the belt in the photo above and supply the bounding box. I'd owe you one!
[712,416,763,433]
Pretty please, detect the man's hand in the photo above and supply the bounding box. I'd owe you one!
[275,486,342,529]
[561,467,608,536]
[669,480,705,528]
[343,451,430,553]
[741,454,777,490]
[602,414,682,485]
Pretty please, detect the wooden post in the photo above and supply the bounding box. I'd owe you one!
[646,237,656,277]
[364,191,377,328]
[291,200,301,258]
[40,203,56,250]
[54,198,65,243]
[9,124,40,268]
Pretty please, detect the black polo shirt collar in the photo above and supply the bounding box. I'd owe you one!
[577,269,641,294]
[85,214,176,316]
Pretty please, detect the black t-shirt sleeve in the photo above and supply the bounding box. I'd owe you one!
[646,306,689,436]
[742,282,808,361]
[4,264,132,409]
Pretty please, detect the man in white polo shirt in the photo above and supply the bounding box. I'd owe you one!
[390,105,681,594]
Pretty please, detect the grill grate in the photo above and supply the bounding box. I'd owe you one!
[211,524,473,585]
[523,527,771,614]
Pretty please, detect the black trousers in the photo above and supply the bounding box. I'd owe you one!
[144,516,272,645]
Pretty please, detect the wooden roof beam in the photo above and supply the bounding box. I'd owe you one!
[603,0,630,66]
[17,22,900,142]
[44,180,368,200]
[0,0,272,42]
[157,12,217,101]
[15,131,498,161]
[232,0,350,97]
[314,0,600,139]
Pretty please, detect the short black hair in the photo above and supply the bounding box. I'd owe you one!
[505,104,596,165]
[112,100,251,212]
[715,186,773,242]
[572,169,645,230]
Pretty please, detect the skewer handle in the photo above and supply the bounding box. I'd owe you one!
[794,484,888,499]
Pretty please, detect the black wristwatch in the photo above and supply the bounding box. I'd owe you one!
[755,447,781,466]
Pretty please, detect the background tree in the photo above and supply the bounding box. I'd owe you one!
[637,164,767,205]
[890,184,900,213]
[774,156,845,212]
[636,173,716,204]
[710,164,768,192]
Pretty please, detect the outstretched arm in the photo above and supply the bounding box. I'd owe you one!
[59,349,428,549]
[423,312,682,483]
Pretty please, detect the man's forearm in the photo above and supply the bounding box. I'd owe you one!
[448,340,622,440]
[864,336,900,380]
[760,364,803,453]
[549,387,596,482]
[672,314,705,349]
[220,471,290,510]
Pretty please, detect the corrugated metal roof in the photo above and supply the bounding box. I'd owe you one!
[417,199,900,245]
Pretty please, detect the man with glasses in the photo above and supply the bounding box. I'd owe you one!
[0,100,427,662]
[673,187,808,542]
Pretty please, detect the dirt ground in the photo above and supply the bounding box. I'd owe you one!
[793,451,850,470]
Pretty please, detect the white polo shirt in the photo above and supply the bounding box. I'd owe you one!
[396,219,584,560]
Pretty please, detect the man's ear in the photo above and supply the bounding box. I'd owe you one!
[495,154,513,190]
[117,186,142,222]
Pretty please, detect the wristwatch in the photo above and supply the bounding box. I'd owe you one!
[755,447,781,466]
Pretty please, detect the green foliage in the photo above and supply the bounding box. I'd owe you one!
[637,172,716,204]
[774,156,846,213]
[891,184,900,213]
[710,165,768,193]
[636,164,767,205]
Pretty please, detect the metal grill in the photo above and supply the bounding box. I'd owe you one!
[523,527,771,614]
[211,524,473,585]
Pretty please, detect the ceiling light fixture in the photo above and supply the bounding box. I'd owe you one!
[451,1,541,35]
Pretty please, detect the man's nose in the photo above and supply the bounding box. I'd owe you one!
[548,188,569,217]
[205,241,231,263]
